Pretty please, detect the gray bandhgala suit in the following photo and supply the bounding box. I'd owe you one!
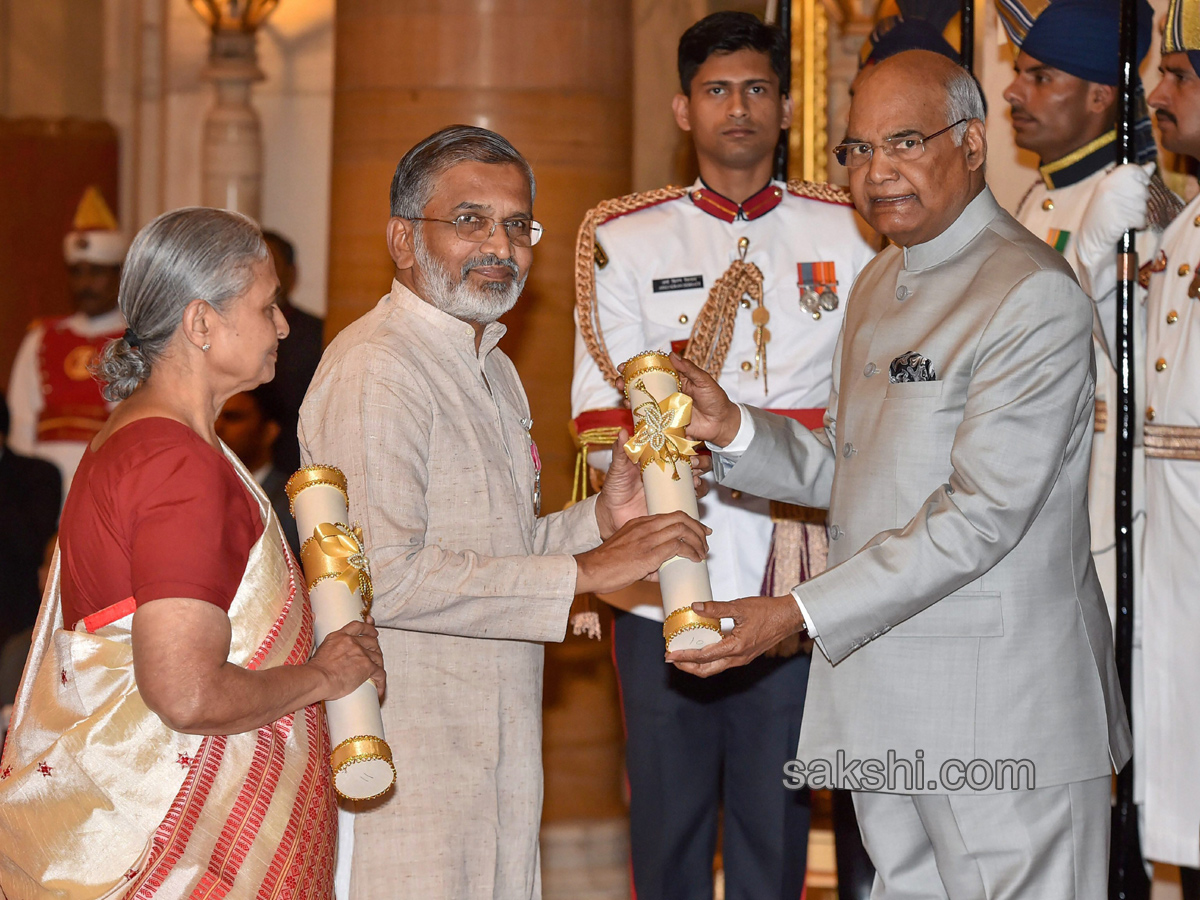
[713,188,1131,899]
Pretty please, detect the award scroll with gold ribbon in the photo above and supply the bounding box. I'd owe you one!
[622,352,723,651]
[286,465,396,801]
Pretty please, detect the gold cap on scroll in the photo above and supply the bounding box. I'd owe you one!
[285,465,348,512]
[662,605,722,646]
[621,351,680,400]
[330,734,397,801]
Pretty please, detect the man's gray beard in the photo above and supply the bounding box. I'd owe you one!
[413,233,526,324]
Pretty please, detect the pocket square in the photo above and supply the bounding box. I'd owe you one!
[890,351,937,383]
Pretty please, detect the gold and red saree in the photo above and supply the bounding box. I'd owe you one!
[0,449,336,899]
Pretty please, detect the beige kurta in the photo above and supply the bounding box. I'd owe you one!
[299,281,602,900]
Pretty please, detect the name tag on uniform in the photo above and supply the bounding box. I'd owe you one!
[652,275,704,292]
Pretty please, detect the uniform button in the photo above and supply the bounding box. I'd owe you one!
[692,191,703,201]
[730,489,743,499]
[1147,406,1156,421]
[896,285,911,301]
[843,441,855,458]
[740,360,753,372]
[863,362,878,377]
[1180,264,1191,277]
[741,298,752,309]
[678,313,689,324]
[829,525,843,540]
[1042,199,1054,211]
[1167,310,1179,324]
[1194,215,1200,227]
[1156,357,1168,371]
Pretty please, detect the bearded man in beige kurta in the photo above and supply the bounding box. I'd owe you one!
[300,126,710,899]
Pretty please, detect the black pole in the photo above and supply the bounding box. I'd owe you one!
[959,0,974,73]
[775,0,792,181]
[1109,0,1149,895]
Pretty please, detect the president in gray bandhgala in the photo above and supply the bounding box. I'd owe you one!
[669,50,1131,899]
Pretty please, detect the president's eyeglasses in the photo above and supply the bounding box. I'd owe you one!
[833,119,970,168]
[409,214,544,247]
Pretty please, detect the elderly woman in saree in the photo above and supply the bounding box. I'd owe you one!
[0,207,385,899]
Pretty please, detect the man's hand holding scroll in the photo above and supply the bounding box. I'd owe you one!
[576,428,711,596]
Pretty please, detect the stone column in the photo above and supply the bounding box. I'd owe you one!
[327,0,633,823]
[199,27,266,219]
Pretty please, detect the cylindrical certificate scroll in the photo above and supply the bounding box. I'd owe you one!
[286,466,396,801]
[622,352,722,651]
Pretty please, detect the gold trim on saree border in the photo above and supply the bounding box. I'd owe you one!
[329,734,397,801]
[662,606,722,645]
[621,351,680,400]
[1144,423,1200,460]
[285,465,348,515]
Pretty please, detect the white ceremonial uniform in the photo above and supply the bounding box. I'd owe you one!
[1140,191,1200,868]
[1013,146,1169,626]
[6,309,124,499]
[572,179,876,615]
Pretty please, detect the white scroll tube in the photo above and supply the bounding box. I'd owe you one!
[286,466,396,801]
[621,352,722,651]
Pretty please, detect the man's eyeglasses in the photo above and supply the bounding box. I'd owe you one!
[833,119,970,168]
[409,214,544,248]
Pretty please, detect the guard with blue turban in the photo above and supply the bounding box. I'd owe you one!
[999,0,1182,631]
[1140,4,1200,893]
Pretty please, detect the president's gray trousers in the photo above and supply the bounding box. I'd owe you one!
[853,775,1111,899]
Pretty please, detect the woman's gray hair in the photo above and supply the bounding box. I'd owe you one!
[389,125,536,219]
[94,207,268,401]
[945,66,987,144]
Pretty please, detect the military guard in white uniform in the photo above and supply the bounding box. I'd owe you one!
[571,13,874,899]
[6,187,127,499]
[1140,9,1200,894]
[999,0,1181,620]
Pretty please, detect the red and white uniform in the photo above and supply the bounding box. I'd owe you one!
[6,309,124,498]
[572,178,876,617]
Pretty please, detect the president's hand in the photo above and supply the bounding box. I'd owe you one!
[575,512,710,596]
[669,353,741,447]
[666,594,805,677]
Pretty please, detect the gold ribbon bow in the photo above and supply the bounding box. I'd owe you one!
[300,522,374,613]
[623,379,700,481]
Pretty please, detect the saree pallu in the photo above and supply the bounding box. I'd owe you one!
[0,448,336,899]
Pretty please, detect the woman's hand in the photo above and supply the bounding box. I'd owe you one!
[132,597,386,736]
[308,614,387,702]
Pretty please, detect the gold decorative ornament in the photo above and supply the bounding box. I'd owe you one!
[623,377,700,481]
[1145,424,1200,460]
[300,522,374,613]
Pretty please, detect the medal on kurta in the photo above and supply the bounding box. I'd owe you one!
[522,417,542,516]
